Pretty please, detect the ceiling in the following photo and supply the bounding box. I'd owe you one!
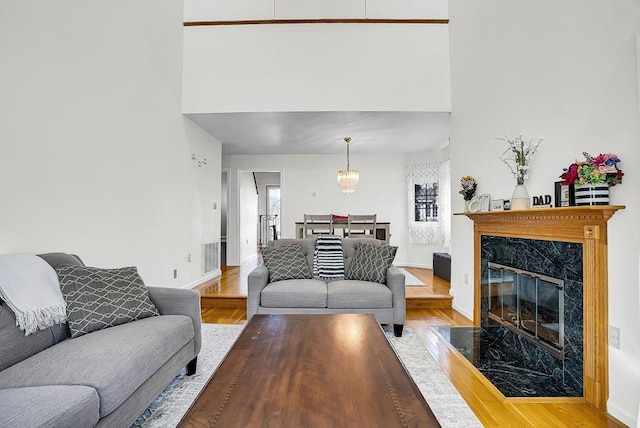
[186,111,450,155]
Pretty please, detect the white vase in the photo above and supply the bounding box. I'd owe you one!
[574,184,609,206]
[510,184,530,210]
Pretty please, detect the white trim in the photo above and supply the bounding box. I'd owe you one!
[182,269,221,289]
[452,301,473,321]
[607,401,637,428]
[241,253,259,265]
[399,262,432,269]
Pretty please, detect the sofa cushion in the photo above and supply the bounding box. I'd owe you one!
[0,253,84,369]
[341,238,381,273]
[328,280,393,309]
[261,243,312,283]
[345,242,398,284]
[0,385,100,428]
[261,279,327,308]
[56,265,159,338]
[37,252,85,268]
[0,314,193,418]
[272,238,317,272]
[0,302,69,371]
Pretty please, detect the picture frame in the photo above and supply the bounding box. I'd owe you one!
[491,199,504,211]
[554,181,575,207]
[479,194,491,212]
[467,196,480,212]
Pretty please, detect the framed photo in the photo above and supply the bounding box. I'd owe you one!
[554,181,575,207]
[479,194,491,212]
[491,199,504,211]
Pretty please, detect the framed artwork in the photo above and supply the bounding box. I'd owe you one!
[479,194,491,212]
[491,199,504,211]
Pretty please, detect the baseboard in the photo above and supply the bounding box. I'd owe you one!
[399,262,432,269]
[452,301,473,320]
[184,269,221,289]
[241,254,258,264]
[607,401,637,427]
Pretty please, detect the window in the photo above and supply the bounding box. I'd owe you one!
[406,160,450,245]
[414,183,438,222]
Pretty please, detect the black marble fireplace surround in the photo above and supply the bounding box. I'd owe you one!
[441,236,584,397]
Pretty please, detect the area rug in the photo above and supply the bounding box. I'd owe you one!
[132,323,482,428]
[398,267,426,286]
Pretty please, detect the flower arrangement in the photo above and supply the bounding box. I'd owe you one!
[459,176,477,201]
[498,135,543,185]
[560,152,623,186]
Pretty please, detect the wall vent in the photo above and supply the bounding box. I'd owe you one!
[203,242,219,274]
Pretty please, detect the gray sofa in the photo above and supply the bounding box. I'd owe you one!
[247,238,406,336]
[0,253,202,428]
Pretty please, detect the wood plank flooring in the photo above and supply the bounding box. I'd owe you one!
[197,262,627,428]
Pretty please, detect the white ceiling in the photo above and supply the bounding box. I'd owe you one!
[186,111,450,155]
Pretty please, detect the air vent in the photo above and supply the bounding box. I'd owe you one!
[203,242,219,274]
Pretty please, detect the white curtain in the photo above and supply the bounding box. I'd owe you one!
[406,160,451,246]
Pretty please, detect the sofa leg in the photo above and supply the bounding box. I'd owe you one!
[186,357,198,376]
[393,324,404,337]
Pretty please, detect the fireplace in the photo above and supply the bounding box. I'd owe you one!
[458,206,624,409]
[487,262,564,356]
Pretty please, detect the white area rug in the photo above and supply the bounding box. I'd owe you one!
[132,323,481,428]
[398,267,426,286]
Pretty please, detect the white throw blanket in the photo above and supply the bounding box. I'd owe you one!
[313,235,345,281]
[0,254,67,336]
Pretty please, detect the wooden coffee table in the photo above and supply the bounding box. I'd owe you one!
[178,314,440,427]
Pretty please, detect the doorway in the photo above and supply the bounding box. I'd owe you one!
[254,172,281,247]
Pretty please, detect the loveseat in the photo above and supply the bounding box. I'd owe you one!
[0,252,202,428]
[247,238,406,336]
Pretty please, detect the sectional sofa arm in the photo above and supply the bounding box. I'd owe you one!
[247,264,270,320]
[147,287,202,355]
[386,266,407,323]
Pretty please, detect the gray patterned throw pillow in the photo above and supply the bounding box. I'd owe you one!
[345,242,398,284]
[261,243,312,283]
[56,265,159,338]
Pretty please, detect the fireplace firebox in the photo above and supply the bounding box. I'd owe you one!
[487,262,564,357]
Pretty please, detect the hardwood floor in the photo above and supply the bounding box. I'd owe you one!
[197,262,626,428]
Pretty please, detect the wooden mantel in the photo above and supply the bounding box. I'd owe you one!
[457,205,625,410]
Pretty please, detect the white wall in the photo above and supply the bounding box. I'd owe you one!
[448,1,640,425]
[0,1,222,288]
[223,149,450,267]
[183,23,450,114]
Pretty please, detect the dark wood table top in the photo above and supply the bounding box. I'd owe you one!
[178,314,440,427]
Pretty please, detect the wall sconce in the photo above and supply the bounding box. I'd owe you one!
[192,154,207,167]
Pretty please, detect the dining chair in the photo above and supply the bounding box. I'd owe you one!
[346,214,377,238]
[303,214,334,237]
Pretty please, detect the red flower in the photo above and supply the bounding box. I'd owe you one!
[559,163,579,185]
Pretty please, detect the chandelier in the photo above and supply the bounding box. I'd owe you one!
[337,137,359,194]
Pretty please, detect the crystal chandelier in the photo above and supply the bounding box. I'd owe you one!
[337,137,359,194]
